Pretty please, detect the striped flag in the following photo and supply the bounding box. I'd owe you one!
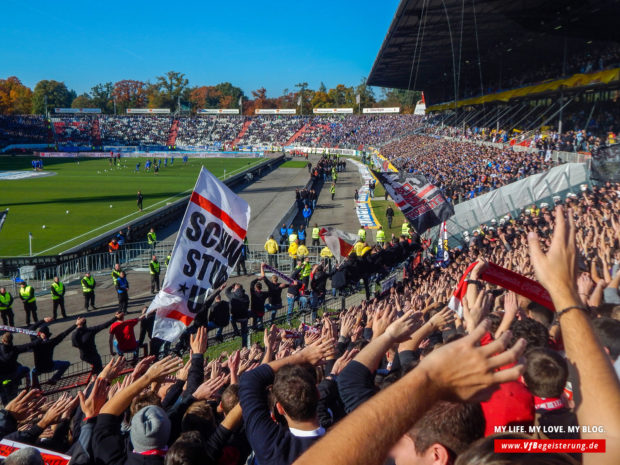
[319,227,357,263]
[148,167,251,342]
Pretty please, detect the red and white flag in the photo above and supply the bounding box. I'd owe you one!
[448,262,477,317]
[148,167,251,342]
[319,227,358,263]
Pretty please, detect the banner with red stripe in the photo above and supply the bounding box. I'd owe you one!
[149,167,251,342]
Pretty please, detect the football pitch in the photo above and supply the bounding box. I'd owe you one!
[0,156,263,257]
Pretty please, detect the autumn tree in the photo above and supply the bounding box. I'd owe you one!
[327,84,355,108]
[112,80,147,113]
[90,82,114,113]
[32,80,75,114]
[148,71,189,110]
[71,93,94,108]
[0,76,33,114]
[355,77,376,112]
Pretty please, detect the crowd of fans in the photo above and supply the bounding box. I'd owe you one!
[0,184,618,465]
[99,116,173,146]
[380,134,554,203]
[0,115,48,146]
[52,118,93,145]
[237,116,306,146]
[176,116,245,147]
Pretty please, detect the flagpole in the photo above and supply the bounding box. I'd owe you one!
[29,232,33,256]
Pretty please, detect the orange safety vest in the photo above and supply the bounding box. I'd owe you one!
[108,241,119,252]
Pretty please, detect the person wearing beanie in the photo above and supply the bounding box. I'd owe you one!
[130,405,172,453]
[4,447,44,465]
[93,356,183,465]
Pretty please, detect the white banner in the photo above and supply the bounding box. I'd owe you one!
[126,108,170,114]
[198,109,240,114]
[362,107,400,114]
[149,167,251,342]
[255,108,296,115]
[54,108,101,114]
[313,108,354,114]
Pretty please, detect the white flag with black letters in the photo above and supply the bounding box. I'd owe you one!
[149,167,250,342]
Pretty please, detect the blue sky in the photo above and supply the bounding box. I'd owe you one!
[2,0,400,96]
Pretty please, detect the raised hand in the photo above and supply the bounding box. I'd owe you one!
[99,356,126,381]
[190,326,208,355]
[427,306,456,331]
[330,349,360,376]
[144,355,184,382]
[38,393,77,429]
[528,205,580,308]
[78,376,110,418]
[300,338,336,365]
[193,375,228,401]
[418,320,527,402]
[5,389,43,421]
[385,309,424,343]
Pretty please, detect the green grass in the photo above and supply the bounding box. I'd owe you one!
[279,160,308,168]
[0,156,263,256]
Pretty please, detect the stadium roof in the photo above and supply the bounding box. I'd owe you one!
[368,0,620,105]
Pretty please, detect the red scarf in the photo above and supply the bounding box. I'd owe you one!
[135,448,168,457]
[534,396,565,411]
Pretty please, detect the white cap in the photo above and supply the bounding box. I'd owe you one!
[540,202,549,208]
[491,219,497,224]
[580,184,588,192]
[553,195,561,202]
[525,209,531,214]
[499,218,506,225]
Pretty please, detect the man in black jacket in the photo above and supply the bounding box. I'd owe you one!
[249,279,268,331]
[310,264,328,322]
[0,332,35,404]
[260,264,287,325]
[226,284,250,348]
[30,318,77,386]
[72,314,118,374]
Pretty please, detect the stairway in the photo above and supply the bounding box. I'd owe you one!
[167,119,179,146]
[91,117,101,146]
[232,119,253,145]
[285,122,309,145]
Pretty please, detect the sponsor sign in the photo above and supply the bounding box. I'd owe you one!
[126,108,171,114]
[362,107,400,114]
[255,108,296,115]
[198,109,240,114]
[54,108,101,114]
[313,108,354,114]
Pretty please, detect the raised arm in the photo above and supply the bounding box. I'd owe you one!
[528,205,620,465]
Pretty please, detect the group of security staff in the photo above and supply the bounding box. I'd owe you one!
[0,252,172,328]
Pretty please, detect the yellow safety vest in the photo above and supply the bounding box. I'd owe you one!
[147,232,157,244]
[401,223,410,236]
[288,243,298,258]
[312,228,320,239]
[288,233,298,244]
[150,261,160,274]
[51,282,64,300]
[377,229,386,242]
[111,269,122,284]
[353,242,365,256]
[19,286,35,303]
[301,263,312,278]
[0,292,12,310]
[264,239,279,254]
[320,247,333,258]
[297,245,309,257]
[358,229,366,241]
[82,276,95,293]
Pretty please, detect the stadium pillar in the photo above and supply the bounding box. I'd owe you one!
[558,38,568,135]
[29,232,33,256]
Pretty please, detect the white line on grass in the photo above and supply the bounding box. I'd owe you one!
[34,188,193,255]
[33,159,261,256]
